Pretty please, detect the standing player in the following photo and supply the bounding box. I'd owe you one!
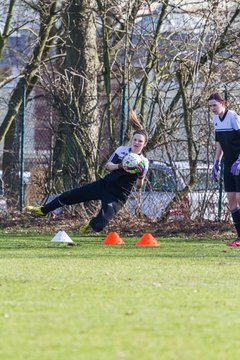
[209,93,240,246]
[26,111,149,233]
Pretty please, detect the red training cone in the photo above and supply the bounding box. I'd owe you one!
[136,233,160,247]
[102,232,125,245]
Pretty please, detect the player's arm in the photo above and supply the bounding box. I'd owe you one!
[211,141,223,182]
[136,159,149,190]
[106,161,129,172]
[105,147,123,172]
[136,176,145,190]
[106,147,132,172]
[105,162,122,171]
[214,141,223,161]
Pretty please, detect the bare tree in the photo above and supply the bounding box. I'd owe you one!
[92,0,240,219]
[0,0,59,205]
[0,0,240,219]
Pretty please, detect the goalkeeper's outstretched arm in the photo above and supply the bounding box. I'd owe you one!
[136,177,145,190]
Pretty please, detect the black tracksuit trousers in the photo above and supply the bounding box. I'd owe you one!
[41,179,125,232]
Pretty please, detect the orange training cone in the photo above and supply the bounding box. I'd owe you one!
[102,232,125,245]
[136,233,160,247]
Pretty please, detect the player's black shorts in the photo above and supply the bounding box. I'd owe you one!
[224,165,240,192]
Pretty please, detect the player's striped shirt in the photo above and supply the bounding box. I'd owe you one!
[103,146,149,199]
[213,109,240,165]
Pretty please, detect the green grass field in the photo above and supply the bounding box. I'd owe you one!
[0,231,240,360]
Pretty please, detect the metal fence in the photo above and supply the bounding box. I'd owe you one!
[0,89,230,221]
[127,160,229,222]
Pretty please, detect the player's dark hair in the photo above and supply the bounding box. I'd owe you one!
[207,93,225,104]
[129,110,148,143]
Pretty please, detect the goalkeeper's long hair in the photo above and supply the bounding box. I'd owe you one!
[129,110,148,144]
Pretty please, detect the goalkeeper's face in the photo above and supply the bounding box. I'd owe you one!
[131,134,147,154]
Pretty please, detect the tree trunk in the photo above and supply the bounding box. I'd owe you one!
[52,0,99,189]
[2,117,20,208]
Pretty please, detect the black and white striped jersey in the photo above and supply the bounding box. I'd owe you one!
[213,109,240,165]
[103,146,149,199]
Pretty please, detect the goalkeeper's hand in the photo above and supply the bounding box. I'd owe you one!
[211,160,219,182]
[135,161,145,178]
[118,161,145,176]
[231,155,240,176]
[118,163,128,171]
[128,161,145,177]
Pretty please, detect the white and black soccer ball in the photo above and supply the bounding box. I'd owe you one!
[122,152,142,173]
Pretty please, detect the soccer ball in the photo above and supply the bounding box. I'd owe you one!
[122,152,142,173]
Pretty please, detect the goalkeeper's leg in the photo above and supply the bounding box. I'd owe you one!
[26,180,104,215]
[89,198,125,232]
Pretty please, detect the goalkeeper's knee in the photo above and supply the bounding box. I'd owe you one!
[90,218,108,232]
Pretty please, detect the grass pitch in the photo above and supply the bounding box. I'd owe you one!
[0,232,240,360]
